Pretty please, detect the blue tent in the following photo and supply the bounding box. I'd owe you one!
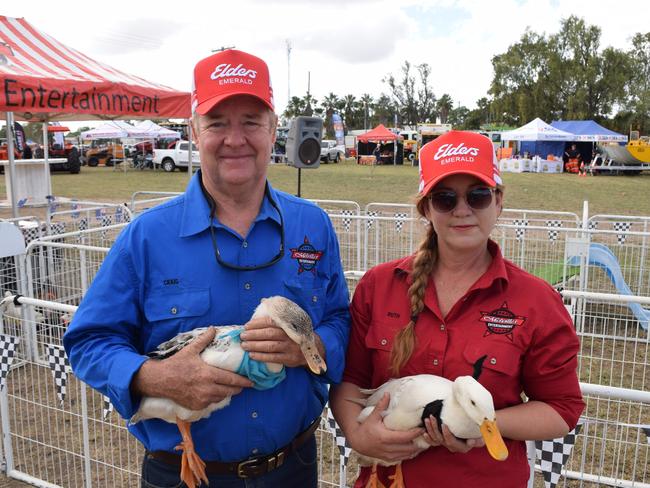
[550,120,627,142]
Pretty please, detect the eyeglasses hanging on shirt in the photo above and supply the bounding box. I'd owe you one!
[201,178,285,271]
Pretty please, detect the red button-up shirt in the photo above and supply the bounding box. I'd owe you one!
[343,241,584,488]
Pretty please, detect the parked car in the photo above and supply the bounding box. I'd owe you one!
[320,139,344,163]
[153,140,200,172]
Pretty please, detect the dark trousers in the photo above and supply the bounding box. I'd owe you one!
[140,435,318,488]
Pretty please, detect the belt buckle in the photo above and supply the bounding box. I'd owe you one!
[237,457,264,479]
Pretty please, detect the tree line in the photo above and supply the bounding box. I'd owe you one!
[283,15,649,138]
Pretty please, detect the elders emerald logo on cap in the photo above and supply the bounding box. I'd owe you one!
[192,49,274,115]
[418,130,502,195]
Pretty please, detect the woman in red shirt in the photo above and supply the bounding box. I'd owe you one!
[330,131,584,488]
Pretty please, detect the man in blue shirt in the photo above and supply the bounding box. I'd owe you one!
[63,48,350,488]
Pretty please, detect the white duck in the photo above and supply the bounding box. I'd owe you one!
[353,355,508,488]
[131,295,327,488]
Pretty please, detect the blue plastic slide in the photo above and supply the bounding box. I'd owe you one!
[568,243,649,331]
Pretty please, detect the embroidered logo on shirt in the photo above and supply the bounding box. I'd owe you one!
[163,278,179,286]
[290,236,323,274]
[479,302,526,341]
[387,312,401,318]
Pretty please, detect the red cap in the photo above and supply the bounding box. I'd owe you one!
[192,49,274,115]
[418,130,502,195]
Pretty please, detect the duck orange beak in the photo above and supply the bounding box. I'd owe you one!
[480,419,508,461]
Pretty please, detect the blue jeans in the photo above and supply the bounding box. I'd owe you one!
[140,435,318,488]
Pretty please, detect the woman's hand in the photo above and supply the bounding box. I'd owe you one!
[350,393,426,463]
[422,415,485,453]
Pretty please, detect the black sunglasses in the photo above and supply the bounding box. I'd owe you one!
[428,187,496,213]
[202,178,285,271]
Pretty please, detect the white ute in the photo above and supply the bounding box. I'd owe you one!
[153,141,201,172]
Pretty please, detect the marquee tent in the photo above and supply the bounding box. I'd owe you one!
[357,124,402,142]
[81,121,152,140]
[500,118,574,141]
[550,120,628,143]
[0,15,191,217]
[0,16,190,121]
[357,124,403,165]
[134,120,181,139]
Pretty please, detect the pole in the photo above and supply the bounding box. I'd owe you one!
[188,119,194,182]
[297,168,301,197]
[6,112,18,218]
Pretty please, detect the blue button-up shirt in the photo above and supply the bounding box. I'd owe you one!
[63,171,350,462]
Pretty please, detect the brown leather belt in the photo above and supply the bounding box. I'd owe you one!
[147,418,319,479]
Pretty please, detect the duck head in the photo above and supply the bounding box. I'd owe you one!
[252,296,327,375]
[452,375,509,461]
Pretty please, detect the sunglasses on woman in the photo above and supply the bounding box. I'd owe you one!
[427,187,496,213]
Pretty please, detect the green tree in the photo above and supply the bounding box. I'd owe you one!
[436,94,454,124]
[321,92,341,138]
[359,93,374,130]
[384,61,436,126]
[624,32,650,133]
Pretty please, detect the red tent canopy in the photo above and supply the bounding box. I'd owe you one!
[357,124,402,142]
[0,16,190,121]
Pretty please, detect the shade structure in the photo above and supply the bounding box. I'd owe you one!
[550,120,628,143]
[0,15,190,121]
[134,120,181,139]
[357,124,402,142]
[81,121,153,140]
[501,118,575,141]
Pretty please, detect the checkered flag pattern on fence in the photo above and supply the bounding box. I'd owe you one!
[102,394,114,421]
[0,334,20,391]
[535,423,582,488]
[78,218,88,231]
[587,221,598,230]
[513,219,529,241]
[613,222,632,245]
[51,221,66,235]
[46,344,72,406]
[366,211,378,230]
[325,405,352,467]
[546,220,562,242]
[341,210,353,232]
[394,212,409,233]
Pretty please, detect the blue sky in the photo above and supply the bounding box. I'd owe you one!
[4,0,648,127]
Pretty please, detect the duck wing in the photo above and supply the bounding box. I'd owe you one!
[147,327,213,359]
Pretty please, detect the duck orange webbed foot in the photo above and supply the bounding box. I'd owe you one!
[175,418,209,488]
[387,463,405,488]
[365,463,387,488]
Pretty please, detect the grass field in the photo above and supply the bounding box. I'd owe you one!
[2,158,649,217]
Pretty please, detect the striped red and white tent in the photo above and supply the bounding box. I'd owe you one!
[0,16,190,121]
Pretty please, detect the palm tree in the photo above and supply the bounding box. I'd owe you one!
[322,92,341,138]
[283,96,306,119]
[359,93,374,129]
[436,94,454,124]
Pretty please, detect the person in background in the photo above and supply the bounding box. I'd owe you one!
[373,142,382,165]
[22,143,32,159]
[330,131,584,488]
[563,143,582,173]
[64,48,350,488]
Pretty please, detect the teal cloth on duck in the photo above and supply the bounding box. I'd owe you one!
[221,329,286,390]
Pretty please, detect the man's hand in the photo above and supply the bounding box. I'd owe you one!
[240,316,325,369]
[132,327,253,410]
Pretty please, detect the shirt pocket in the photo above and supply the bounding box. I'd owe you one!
[283,278,326,326]
[364,322,406,378]
[143,288,211,323]
[463,342,522,405]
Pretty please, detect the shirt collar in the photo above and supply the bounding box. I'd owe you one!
[179,171,282,238]
[394,239,509,288]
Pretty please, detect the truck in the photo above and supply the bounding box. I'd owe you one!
[320,139,345,163]
[152,140,200,172]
